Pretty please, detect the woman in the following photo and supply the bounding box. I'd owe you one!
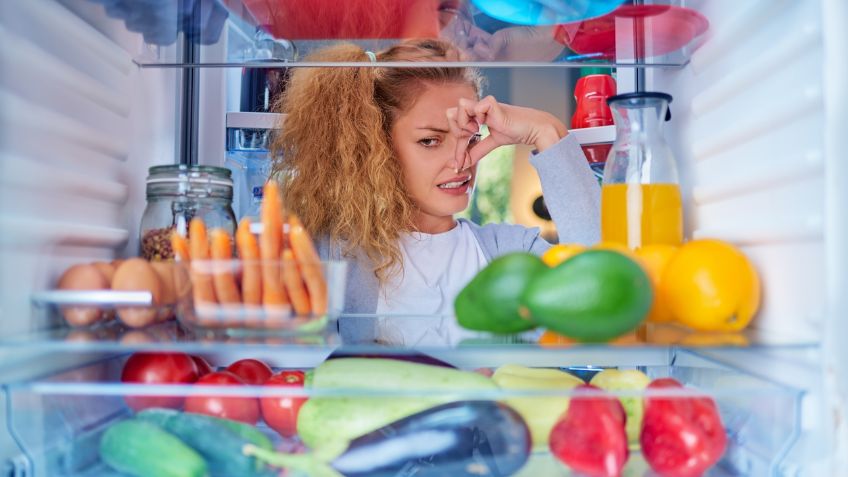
[271,39,599,344]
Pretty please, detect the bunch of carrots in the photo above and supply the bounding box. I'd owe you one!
[170,182,327,318]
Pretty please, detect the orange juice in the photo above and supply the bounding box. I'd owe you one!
[601,183,683,248]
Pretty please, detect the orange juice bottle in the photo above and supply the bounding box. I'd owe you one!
[601,92,682,248]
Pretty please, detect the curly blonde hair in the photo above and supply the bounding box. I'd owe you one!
[271,39,482,283]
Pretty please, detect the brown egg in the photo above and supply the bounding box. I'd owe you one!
[57,264,110,327]
[91,261,116,283]
[151,261,176,321]
[91,262,118,321]
[112,258,162,328]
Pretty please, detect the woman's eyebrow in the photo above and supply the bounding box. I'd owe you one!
[416,126,450,133]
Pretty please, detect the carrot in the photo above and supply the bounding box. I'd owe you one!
[210,228,241,305]
[236,218,262,306]
[282,249,311,316]
[288,215,327,315]
[260,182,288,307]
[189,218,217,305]
[171,232,191,261]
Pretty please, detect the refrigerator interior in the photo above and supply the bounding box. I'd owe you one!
[1,0,847,475]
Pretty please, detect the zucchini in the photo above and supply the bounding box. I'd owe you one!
[100,419,208,477]
[299,358,497,451]
[137,409,272,476]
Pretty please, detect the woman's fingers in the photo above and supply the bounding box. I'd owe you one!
[467,134,501,167]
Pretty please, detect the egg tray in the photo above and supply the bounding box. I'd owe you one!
[30,289,177,330]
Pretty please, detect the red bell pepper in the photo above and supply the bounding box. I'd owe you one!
[549,384,628,477]
[640,378,727,477]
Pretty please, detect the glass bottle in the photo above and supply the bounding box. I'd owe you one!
[601,92,682,248]
[140,165,236,260]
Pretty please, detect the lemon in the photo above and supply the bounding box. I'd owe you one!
[663,239,760,332]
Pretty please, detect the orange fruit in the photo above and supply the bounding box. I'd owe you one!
[592,241,644,265]
[541,243,585,267]
[663,239,760,332]
[538,330,575,347]
[634,244,678,323]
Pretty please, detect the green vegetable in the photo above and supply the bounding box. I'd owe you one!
[590,368,651,446]
[136,409,271,476]
[298,358,497,451]
[521,250,652,342]
[455,252,545,334]
[492,364,584,449]
[99,419,208,477]
[137,408,273,452]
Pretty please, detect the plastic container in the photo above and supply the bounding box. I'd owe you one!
[571,74,616,180]
[225,112,283,221]
[601,92,683,248]
[174,259,347,334]
[4,349,802,477]
[140,166,237,261]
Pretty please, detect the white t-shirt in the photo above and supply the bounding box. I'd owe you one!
[374,221,489,345]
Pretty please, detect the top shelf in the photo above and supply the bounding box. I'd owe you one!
[104,0,710,68]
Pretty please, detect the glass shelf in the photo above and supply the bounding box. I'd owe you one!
[0,313,820,359]
[72,0,710,68]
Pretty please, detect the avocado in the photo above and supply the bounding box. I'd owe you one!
[521,250,652,342]
[455,252,546,334]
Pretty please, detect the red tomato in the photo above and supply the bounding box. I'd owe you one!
[261,371,307,437]
[191,355,214,377]
[226,358,273,385]
[185,371,260,424]
[121,352,199,411]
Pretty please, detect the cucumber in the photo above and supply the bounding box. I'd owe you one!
[137,408,273,451]
[299,358,497,451]
[100,419,208,477]
[137,409,271,476]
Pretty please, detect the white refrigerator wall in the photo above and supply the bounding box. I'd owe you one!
[651,0,847,472]
[0,0,179,339]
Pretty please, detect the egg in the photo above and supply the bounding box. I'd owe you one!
[57,264,110,327]
[151,261,177,321]
[92,261,116,283]
[112,258,162,328]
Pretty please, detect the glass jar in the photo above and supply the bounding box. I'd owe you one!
[140,165,236,260]
[601,92,683,248]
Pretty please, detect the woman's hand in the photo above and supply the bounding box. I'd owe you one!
[446,96,567,171]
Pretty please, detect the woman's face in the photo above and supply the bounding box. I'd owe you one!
[391,82,479,233]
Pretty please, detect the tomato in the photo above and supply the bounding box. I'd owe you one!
[184,371,260,424]
[120,352,198,411]
[261,371,307,437]
[191,355,214,377]
[226,358,272,385]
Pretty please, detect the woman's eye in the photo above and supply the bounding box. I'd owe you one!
[418,137,441,148]
[467,133,483,148]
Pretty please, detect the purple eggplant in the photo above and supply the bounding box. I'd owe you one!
[325,349,456,369]
[332,400,530,477]
[247,401,531,477]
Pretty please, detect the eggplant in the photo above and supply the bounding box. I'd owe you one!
[325,349,456,369]
[248,401,531,477]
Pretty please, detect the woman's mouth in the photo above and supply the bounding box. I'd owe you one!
[437,174,472,195]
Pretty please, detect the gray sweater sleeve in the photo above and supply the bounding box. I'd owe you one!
[529,134,601,245]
